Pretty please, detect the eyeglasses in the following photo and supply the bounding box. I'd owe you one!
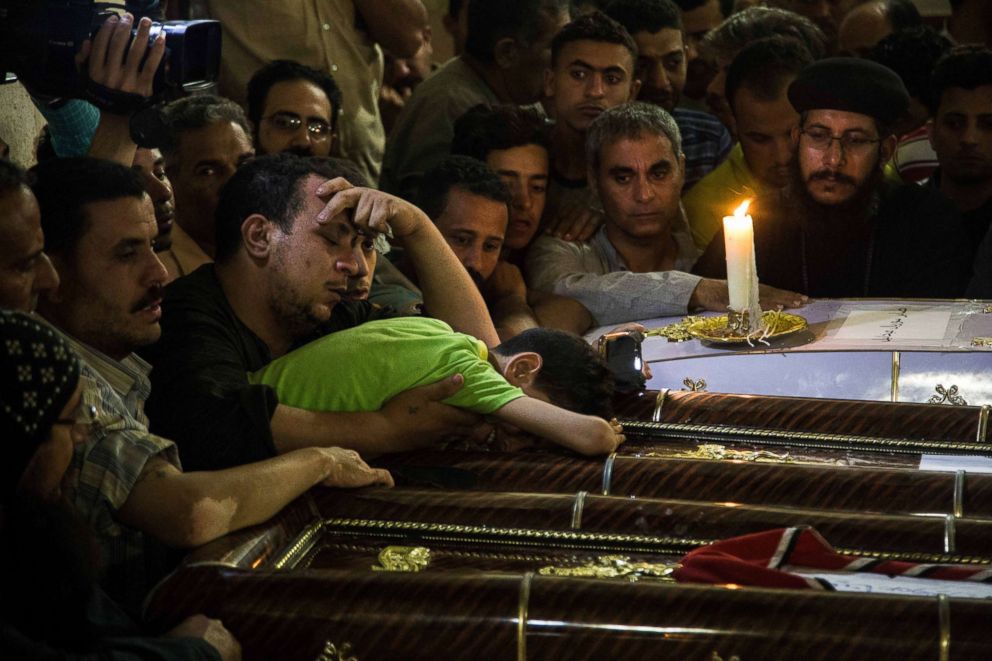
[54,403,99,441]
[263,112,333,140]
[800,127,882,154]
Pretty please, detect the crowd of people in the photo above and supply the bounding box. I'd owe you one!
[2,0,991,657]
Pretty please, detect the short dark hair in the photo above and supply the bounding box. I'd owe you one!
[672,0,712,10]
[246,59,343,134]
[551,11,639,67]
[451,104,551,162]
[466,0,569,64]
[868,26,950,111]
[0,159,28,199]
[886,0,923,30]
[703,6,827,62]
[929,45,992,116]
[30,157,145,258]
[214,154,365,263]
[494,328,615,418]
[158,95,251,162]
[603,0,682,36]
[448,0,465,18]
[416,155,511,222]
[725,36,813,110]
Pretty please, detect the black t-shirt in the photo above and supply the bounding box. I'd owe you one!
[142,264,387,471]
[694,181,972,298]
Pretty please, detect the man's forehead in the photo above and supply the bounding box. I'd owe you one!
[601,133,674,165]
[937,85,992,114]
[805,109,877,131]
[559,40,634,70]
[81,194,157,238]
[634,28,684,55]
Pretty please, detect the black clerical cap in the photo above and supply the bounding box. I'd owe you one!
[788,57,909,125]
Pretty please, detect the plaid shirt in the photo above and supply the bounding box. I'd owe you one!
[60,334,181,615]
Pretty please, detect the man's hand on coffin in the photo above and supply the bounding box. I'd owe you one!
[319,447,395,488]
[167,614,242,660]
[689,278,809,312]
[377,373,481,449]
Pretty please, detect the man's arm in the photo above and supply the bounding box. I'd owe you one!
[269,374,479,457]
[356,0,428,58]
[527,289,594,335]
[316,181,499,345]
[117,447,392,549]
[526,235,703,325]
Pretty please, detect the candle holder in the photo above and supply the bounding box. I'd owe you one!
[727,309,750,335]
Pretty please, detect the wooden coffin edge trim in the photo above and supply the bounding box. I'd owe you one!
[265,517,992,567]
[620,420,992,455]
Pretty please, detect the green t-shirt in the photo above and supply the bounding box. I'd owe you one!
[249,317,524,415]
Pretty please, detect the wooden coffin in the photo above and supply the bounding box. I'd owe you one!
[614,390,992,455]
[310,488,992,562]
[145,492,992,661]
[378,449,992,518]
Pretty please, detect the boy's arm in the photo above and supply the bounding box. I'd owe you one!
[493,397,624,456]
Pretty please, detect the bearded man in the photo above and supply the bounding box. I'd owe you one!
[694,58,971,298]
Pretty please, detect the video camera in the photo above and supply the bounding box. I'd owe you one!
[0,0,220,101]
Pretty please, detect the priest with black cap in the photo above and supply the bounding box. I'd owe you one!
[695,57,971,298]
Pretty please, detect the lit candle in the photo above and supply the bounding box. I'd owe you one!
[723,200,754,312]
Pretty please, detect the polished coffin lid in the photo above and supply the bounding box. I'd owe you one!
[594,299,992,405]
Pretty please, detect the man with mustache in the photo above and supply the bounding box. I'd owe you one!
[543,11,640,241]
[695,58,971,298]
[527,102,805,325]
[248,60,341,160]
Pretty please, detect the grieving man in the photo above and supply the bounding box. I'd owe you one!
[31,156,393,613]
[694,58,971,298]
[684,37,812,249]
[144,154,497,472]
[527,102,804,326]
[542,11,640,239]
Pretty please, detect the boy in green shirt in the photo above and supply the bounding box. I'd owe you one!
[251,317,623,455]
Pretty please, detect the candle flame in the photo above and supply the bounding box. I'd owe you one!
[733,199,752,217]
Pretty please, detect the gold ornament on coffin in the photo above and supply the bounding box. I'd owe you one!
[682,377,708,392]
[642,443,850,466]
[972,337,992,348]
[538,555,678,582]
[686,310,807,345]
[646,316,703,342]
[372,545,431,572]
